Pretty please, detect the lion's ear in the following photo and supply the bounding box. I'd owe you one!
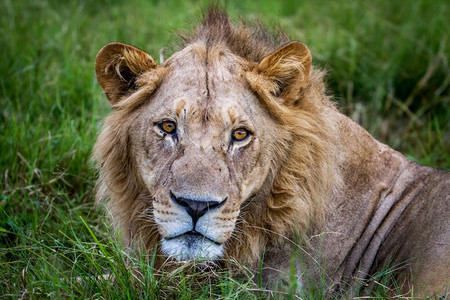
[95,42,157,104]
[253,41,311,104]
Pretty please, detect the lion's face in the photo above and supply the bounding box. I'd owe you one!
[95,38,312,262]
[131,45,278,260]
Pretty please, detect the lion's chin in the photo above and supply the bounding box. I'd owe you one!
[161,232,224,261]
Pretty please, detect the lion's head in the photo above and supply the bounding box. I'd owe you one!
[93,9,339,265]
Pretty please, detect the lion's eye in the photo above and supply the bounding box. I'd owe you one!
[160,121,177,134]
[232,128,250,141]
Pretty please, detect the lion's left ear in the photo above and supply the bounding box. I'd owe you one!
[247,41,311,105]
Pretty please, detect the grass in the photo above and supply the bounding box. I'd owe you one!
[0,0,448,298]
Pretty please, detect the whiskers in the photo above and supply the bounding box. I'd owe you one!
[134,206,160,248]
[227,217,252,246]
[136,206,156,223]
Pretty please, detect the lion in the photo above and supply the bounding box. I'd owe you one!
[93,8,449,297]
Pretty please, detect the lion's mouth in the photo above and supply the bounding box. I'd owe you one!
[161,230,224,261]
[165,230,222,246]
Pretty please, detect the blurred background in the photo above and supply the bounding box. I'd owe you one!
[1,0,448,297]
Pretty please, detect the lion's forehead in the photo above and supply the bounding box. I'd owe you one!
[163,43,249,98]
[148,44,256,132]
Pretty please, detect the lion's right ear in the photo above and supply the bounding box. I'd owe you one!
[95,42,157,104]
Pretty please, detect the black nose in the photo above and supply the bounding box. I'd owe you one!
[170,192,226,225]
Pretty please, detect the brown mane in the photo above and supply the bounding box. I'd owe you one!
[179,7,290,62]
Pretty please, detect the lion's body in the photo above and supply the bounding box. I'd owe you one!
[321,116,449,295]
[262,112,450,295]
[93,9,449,297]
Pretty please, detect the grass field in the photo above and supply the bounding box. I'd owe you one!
[1,0,449,298]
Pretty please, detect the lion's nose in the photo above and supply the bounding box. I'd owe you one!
[170,192,227,225]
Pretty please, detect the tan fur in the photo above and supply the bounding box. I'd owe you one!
[93,8,449,297]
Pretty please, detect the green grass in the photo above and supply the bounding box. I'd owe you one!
[1,0,448,298]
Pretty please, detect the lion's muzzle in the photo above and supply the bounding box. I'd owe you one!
[157,192,233,261]
[170,192,227,225]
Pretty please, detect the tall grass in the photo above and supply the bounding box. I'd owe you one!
[1,0,448,298]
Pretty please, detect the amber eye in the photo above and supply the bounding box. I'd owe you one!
[160,121,176,134]
[232,128,250,141]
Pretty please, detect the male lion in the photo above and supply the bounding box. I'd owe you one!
[93,8,449,297]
